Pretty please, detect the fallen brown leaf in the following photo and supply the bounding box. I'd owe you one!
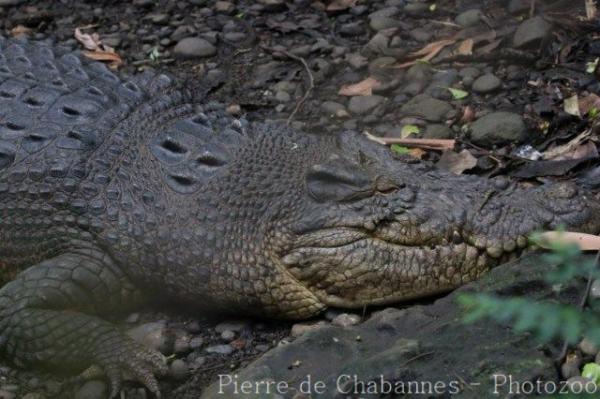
[586,0,598,20]
[459,105,476,124]
[81,50,123,69]
[339,77,381,96]
[436,149,477,175]
[542,129,592,160]
[75,27,102,51]
[579,93,600,115]
[10,25,31,37]
[457,39,474,56]
[538,231,600,251]
[391,38,456,69]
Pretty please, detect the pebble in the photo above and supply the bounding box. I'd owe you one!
[469,112,526,147]
[346,53,369,70]
[404,3,428,15]
[275,91,291,103]
[221,330,236,341]
[579,337,599,356]
[455,9,482,27]
[173,37,216,59]
[0,0,25,5]
[590,279,600,299]
[21,394,45,399]
[174,334,191,354]
[205,344,234,355]
[290,321,327,337]
[400,94,452,122]
[321,101,348,117]
[472,74,502,93]
[513,16,552,48]
[348,95,385,115]
[566,376,596,393]
[214,1,236,14]
[561,362,581,379]
[0,390,15,399]
[215,321,249,334]
[332,313,361,327]
[369,16,401,31]
[74,380,107,399]
[190,336,205,350]
[127,321,171,354]
[169,359,188,380]
[424,124,454,139]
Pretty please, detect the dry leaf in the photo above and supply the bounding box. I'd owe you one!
[326,0,358,11]
[579,93,600,115]
[550,141,598,161]
[81,50,123,69]
[409,148,426,159]
[586,0,598,20]
[457,39,474,56]
[436,149,477,175]
[392,38,456,69]
[542,129,591,160]
[339,77,381,96]
[459,105,476,124]
[564,95,581,117]
[10,25,31,37]
[538,231,600,251]
[75,28,102,51]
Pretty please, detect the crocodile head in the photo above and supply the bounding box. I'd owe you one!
[162,121,600,318]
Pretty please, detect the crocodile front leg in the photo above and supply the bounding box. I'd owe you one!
[0,248,167,398]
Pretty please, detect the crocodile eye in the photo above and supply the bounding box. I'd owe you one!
[306,155,374,203]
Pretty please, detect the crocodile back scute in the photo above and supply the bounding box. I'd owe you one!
[0,37,171,183]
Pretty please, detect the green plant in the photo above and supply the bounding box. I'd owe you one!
[458,235,600,346]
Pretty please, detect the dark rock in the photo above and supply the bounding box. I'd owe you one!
[423,124,454,139]
[470,112,526,146]
[173,37,216,59]
[400,94,452,122]
[513,16,552,48]
[74,381,107,399]
[455,9,482,27]
[169,359,188,380]
[348,95,385,114]
[203,254,578,398]
[127,321,172,354]
[472,74,502,93]
[369,16,402,31]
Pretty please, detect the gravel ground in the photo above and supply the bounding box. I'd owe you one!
[0,0,599,398]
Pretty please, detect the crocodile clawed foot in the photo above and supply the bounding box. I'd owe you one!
[94,336,168,398]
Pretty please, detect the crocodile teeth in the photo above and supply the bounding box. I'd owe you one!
[516,235,528,248]
[486,246,503,258]
[503,240,516,252]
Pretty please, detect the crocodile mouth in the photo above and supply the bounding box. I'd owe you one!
[282,226,528,307]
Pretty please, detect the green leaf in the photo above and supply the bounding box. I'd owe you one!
[390,144,411,155]
[582,363,600,384]
[587,58,599,74]
[429,4,437,11]
[400,125,420,138]
[447,87,469,100]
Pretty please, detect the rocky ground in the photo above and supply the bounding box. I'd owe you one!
[0,0,599,398]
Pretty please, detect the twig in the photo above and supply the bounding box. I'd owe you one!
[261,45,314,125]
[555,251,600,366]
[529,0,536,17]
[374,137,456,151]
[398,351,435,367]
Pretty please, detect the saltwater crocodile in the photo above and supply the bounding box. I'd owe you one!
[0,38,599,397]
